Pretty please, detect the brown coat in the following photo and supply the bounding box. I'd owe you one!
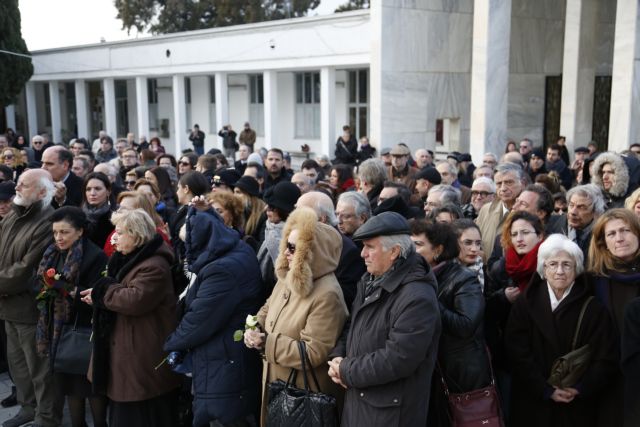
[95,242,180,402]
[256,208,348,425]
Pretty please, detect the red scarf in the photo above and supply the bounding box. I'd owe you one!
[505,240,543,291]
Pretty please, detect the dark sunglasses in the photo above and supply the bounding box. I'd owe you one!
[179,161,191,166]
[125,180,136,186]
[286,242,296,254]
[3,155,13,159]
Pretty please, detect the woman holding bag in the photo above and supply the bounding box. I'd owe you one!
[35,206,109,427]
[244,207,348,425]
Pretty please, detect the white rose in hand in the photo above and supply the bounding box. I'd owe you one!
[246,315,258,328]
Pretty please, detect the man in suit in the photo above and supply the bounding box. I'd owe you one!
[41,146,83,208]
[475,162,527,258]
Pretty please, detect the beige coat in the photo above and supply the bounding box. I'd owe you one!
[257,208,348,425]
[476,199,507,259]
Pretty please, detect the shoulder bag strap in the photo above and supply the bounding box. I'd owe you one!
[571,296,594,350]
[298,341,322,392]
[297,340,311,392]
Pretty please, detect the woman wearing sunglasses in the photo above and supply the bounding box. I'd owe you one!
[1,147,25,182]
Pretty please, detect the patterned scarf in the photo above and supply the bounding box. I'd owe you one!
[35,238,84,356]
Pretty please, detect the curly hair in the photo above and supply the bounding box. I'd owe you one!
[208,191,244,230]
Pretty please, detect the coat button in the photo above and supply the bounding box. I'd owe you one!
[360,392,364,397]
[393,398,398,403]
[230,360,234,364]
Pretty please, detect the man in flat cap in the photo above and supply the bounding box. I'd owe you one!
[386,144,419,202]
[328,212,441,427]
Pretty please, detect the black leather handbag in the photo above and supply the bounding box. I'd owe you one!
[266,341,337,427]
[548,296,594,388]
[53,299,92,376]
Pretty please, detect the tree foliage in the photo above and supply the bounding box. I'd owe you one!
[0,0,33,106]
[115,0,321,35]
[335,0,369,13]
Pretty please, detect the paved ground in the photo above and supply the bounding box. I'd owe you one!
[0,372,93,427]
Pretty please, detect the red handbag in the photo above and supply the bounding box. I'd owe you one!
[439,350,505,427]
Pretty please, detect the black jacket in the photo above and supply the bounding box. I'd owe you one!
[334,137,358,166]
[52,172,84,208]
[331,252,441,427]
[73,238,109,327]
[335,232,366,311]
[506,274,619,427]
[623,297,640,426]
[435,261,490,392]
[356,145,376,167]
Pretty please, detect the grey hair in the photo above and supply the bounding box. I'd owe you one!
[472,176,496,193]
[358,158,387,187]
[38,175,55,206]
[379,234,414,259]
[315,197,338,227]
[537,233,584,278]
[566,184,606,215]
[337,191,372,220]
[495,162,525,182]
[436,160,457,176]
[483,152,498,162]
[428,184,461,205]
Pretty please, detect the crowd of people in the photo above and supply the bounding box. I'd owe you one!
[0,125,639,427]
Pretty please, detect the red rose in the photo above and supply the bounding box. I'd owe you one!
[46,268,56,278]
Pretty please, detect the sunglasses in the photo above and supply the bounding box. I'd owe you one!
[286,242,296,254]
[179,161,191,166]
[125,180,136,186]
[3,155,13,159]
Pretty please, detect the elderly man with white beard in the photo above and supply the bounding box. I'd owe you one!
[0,169,62,427]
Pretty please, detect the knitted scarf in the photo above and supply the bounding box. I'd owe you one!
[505,240,543,291]
[35,238,84,356]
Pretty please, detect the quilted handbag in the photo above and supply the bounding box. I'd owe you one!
[265,341,337,427]
[548,296,593,388]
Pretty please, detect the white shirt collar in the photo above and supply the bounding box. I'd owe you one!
[547,282,574,311]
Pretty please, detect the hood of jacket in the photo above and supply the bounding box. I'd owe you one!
[591,151,629,197]
[185,207,241,274]
[275,207,342,297]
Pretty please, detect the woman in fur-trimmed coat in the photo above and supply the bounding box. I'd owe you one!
[244,207,349,426]
[591,151,633,209]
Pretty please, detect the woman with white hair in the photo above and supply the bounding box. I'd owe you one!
[505,234,618,427]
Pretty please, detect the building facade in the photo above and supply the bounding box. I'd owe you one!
[3,0,639,161]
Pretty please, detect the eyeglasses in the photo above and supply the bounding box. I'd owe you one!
[544,261,575,272]
[125,180,136,186]
[179,161,191,166]
[471,191,494,198]
[510,229,536,238]
[286,242,296,254]
[3,155,13,160]
[461,239,482,248]
[32,140,43,145]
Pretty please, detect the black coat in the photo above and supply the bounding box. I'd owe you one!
[331,252,441,427]
[622,297,640,426]
[334,137,358,166]
[335,232,366,311]
[52,172,84,208]
[505,274,619,427]
[73,238,109,327]
[435,261,490,392]
[355,145,376,167]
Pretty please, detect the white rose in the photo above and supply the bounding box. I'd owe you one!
[246,315,258,328]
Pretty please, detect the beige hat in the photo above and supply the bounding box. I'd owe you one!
[390,144,411,156]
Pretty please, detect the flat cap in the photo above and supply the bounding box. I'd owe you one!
[390,144,411,156]
[352,211,411,241]
[380,147,391,156]
[574,146,589,153]
[415,167,442,185]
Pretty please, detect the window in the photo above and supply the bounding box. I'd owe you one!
[43,83,52,127]
[185,77,192,132]
[249,74,264,136]
[295,72,320,139]
[147,79,158,104]
[348,69,369,139]
[115,80,129,137]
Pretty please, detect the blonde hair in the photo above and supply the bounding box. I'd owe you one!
[208,192,244,230]
[587,208,640,276]
[1,147,25,167]
[242,193,266,236]
[624,187,640,211]
[117,191,164,227]
[111,208,156,248]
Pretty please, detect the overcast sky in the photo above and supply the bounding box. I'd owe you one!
[19,0,344,51]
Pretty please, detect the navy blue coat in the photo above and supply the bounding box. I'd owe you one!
[164,207,263,426]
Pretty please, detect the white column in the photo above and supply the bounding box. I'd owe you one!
[559,0,597,156]
[263,70,278,150]
[103,78,117,138]
[214,72,229,149]
[609,0,640,152]
[172,75,187,155]
[26,82,38,138]
[4,105,16,131]
[469,0,512,163]
[320,67,336,158]
[48,81,62,143]
[74,80,89,139]
[135,77,149,140]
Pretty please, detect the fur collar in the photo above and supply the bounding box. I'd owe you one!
[275,208,342,297]
[591,152,629,197]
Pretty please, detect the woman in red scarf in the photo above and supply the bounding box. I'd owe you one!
[484,211,544,417]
